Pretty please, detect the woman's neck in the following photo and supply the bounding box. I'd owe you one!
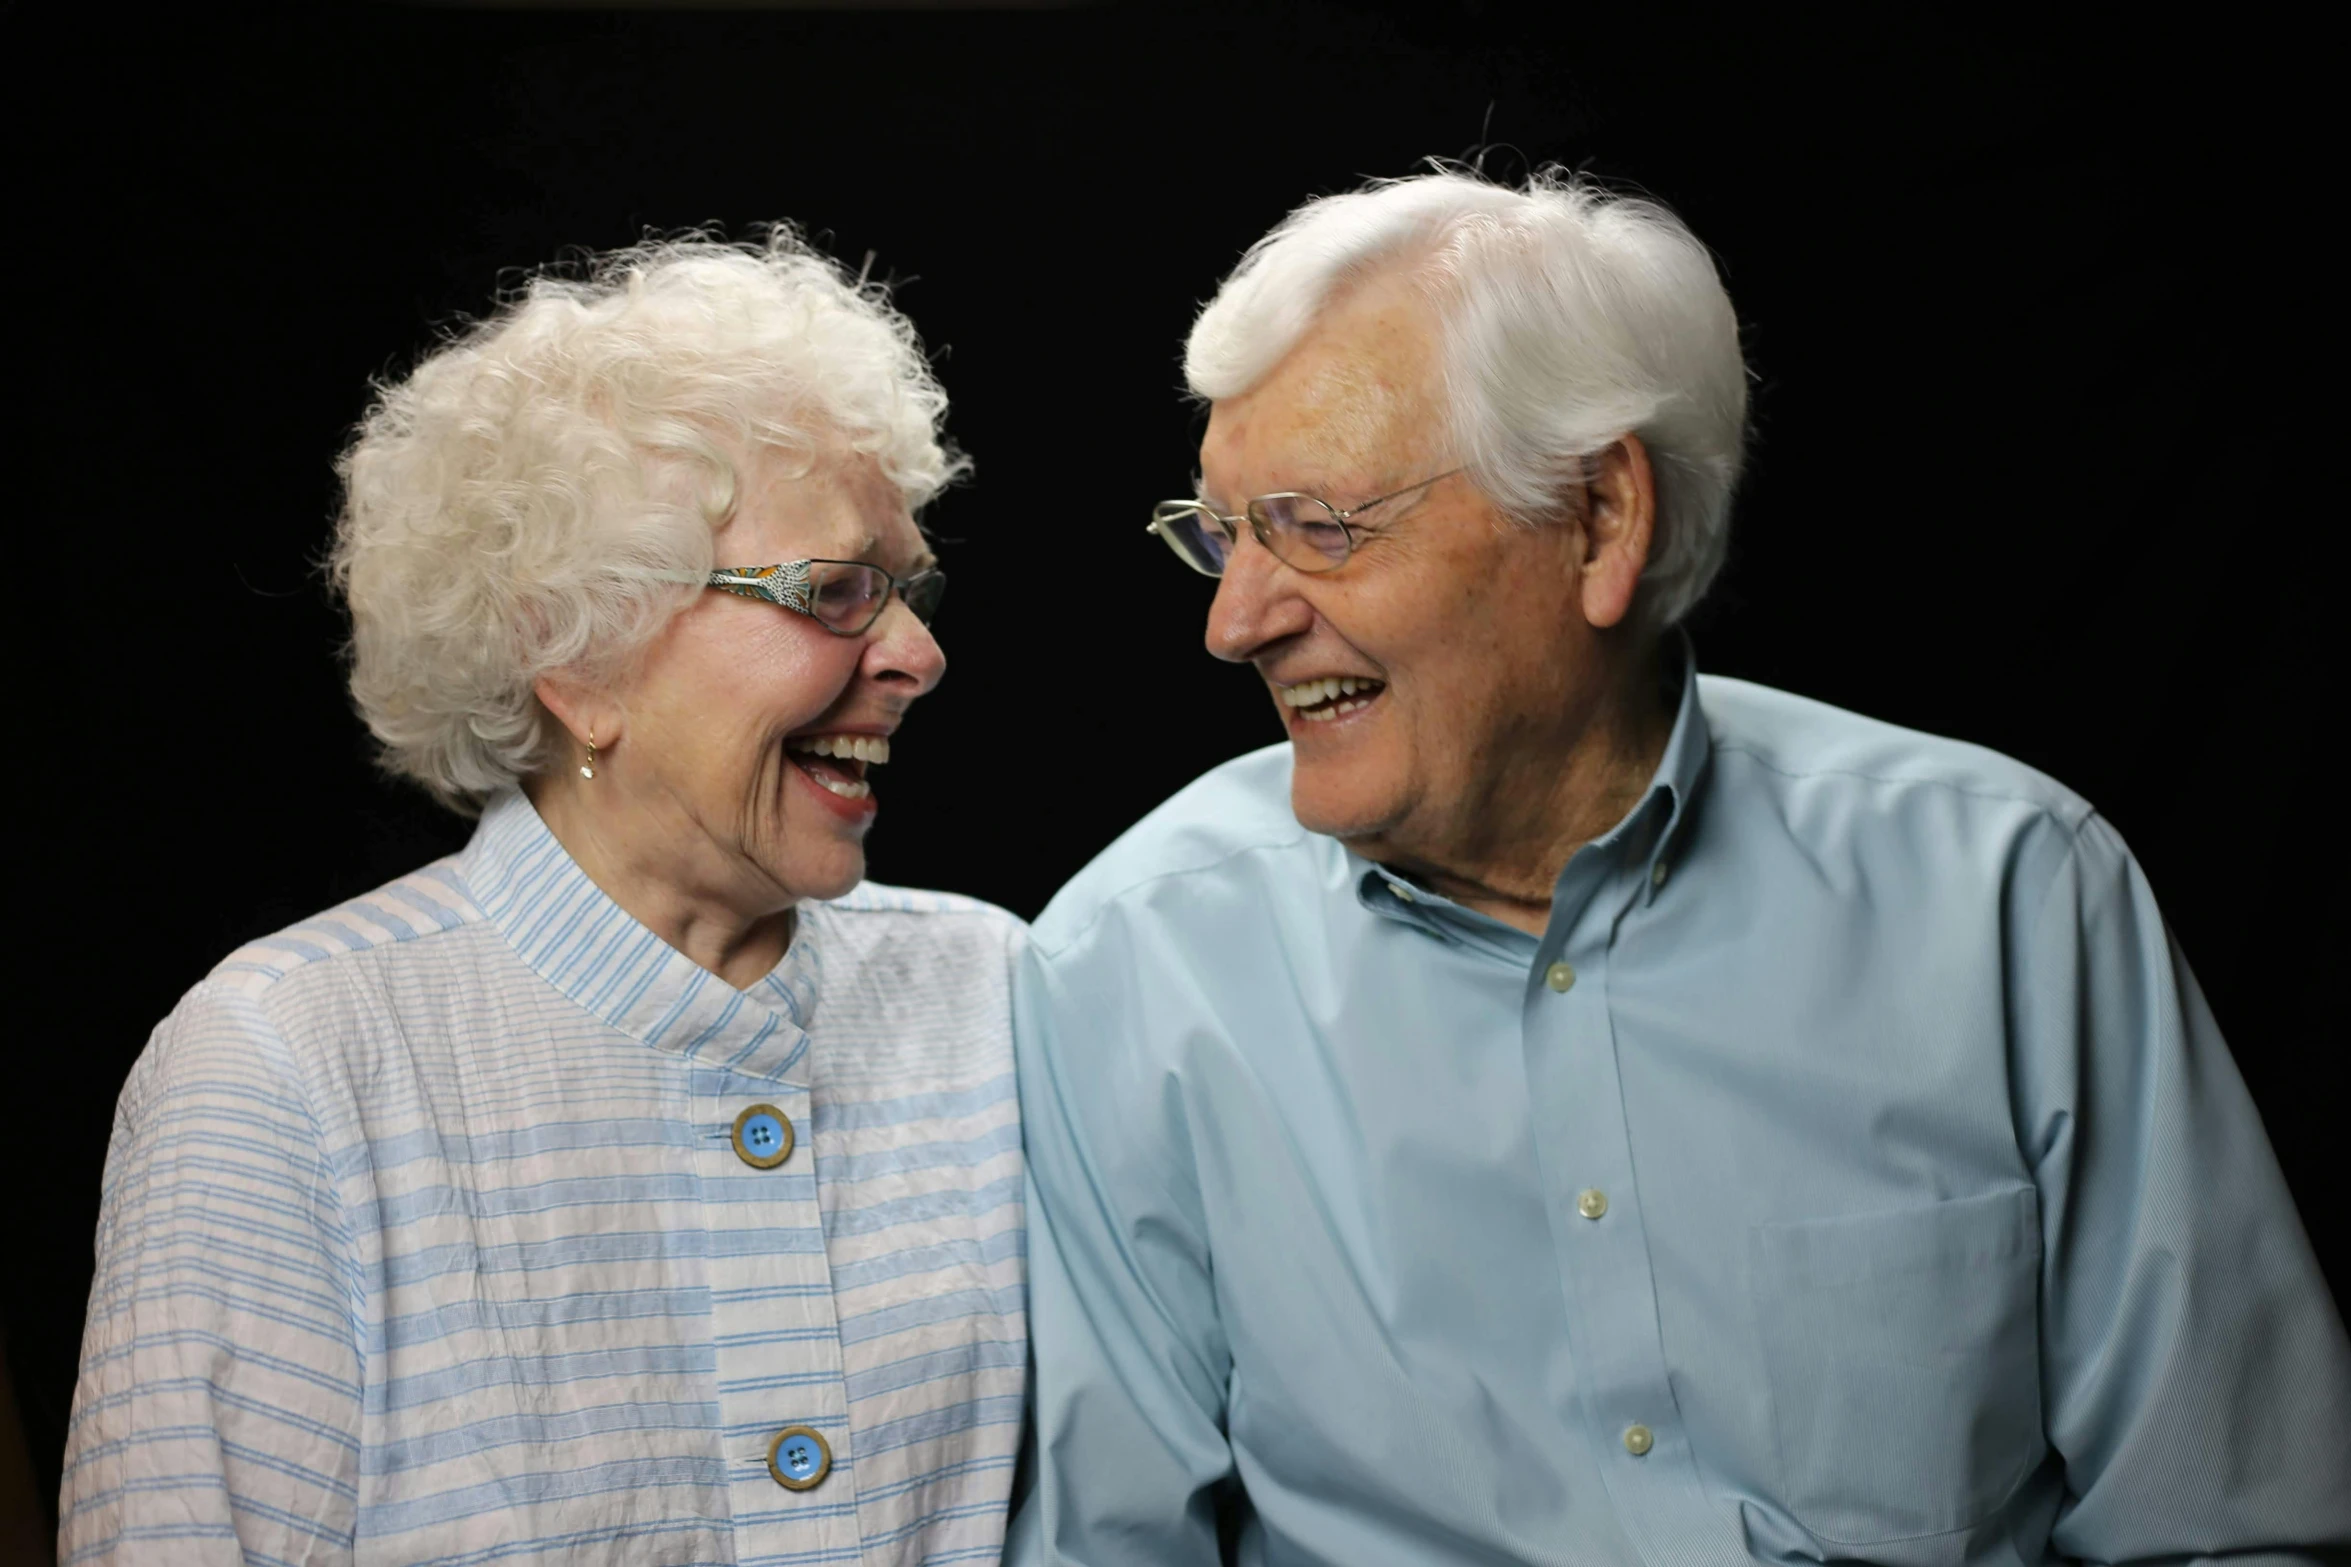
[524,772,797,990]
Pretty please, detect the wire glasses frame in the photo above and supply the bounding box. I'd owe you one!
[1146,467,1463,576]
[706,558,947,636]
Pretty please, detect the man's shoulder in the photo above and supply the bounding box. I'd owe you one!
[1698,673,2096,831]
[1032,743,1316,956]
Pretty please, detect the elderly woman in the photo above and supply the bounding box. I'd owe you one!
[59,232,1025,1564]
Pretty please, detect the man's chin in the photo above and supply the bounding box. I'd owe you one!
[1288,773,1404,845]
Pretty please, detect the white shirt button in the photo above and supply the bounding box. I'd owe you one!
[1651,860,1671,889]
[1576,1188,1608,1220]
[1623,1424,1654,1456]
[1545,962,1576,993]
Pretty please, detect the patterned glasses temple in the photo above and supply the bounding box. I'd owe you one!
[707,561,816,614]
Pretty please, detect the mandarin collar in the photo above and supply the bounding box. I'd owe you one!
[460,791,819,1082]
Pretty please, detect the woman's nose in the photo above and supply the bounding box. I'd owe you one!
[866,598,947,695]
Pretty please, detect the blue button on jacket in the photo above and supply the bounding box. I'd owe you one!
[1008,659,2351,1565]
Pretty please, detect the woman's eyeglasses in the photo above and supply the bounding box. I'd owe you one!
[706,559,947,636]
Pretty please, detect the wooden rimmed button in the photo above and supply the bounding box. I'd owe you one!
[767,1424,832,1490]
[731,1104,795,1169]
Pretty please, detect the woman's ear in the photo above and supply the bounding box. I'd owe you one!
[533,676,623,750]
[1578,434,1657,631]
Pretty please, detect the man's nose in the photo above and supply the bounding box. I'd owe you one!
[1204,527,1312,664]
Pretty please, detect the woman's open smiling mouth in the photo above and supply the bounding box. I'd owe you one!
[786,732,889,810]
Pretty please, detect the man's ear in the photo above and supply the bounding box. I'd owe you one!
[1578,435,1656,631]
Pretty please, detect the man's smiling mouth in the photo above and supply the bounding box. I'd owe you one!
[785,733,889,800]
[1277,676,1386,723]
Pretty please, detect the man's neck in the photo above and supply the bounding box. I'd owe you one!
[1364,648,1678,938]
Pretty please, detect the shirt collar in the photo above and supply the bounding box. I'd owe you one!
[1353,631,1712,937]
[1641,628,1712,894]
[459,790,818,1082]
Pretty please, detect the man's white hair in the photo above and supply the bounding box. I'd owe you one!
[331,227,964,812]
[1185,167,1746,630]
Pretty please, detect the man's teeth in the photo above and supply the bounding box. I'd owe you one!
[786,734,890,764]
[1279,676,1380,722]
[808,774,870,800]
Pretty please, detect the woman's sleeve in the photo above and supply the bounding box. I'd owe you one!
[58,982,363,1566]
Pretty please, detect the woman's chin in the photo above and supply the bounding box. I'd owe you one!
[765,839,868,904]
[802,862,866,901]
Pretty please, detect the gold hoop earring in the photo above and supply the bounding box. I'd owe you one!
[580,728,598,781]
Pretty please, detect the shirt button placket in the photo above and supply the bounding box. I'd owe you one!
[1526,905,1697,1537]
[730,1105,834,1501]
[706,1077,849,1554]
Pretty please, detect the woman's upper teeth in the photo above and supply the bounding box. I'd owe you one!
[1279,676,1376,708]
[788,734,890,764]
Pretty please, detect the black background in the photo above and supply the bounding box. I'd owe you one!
[5,0,2337,1537]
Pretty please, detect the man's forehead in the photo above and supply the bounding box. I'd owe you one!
[1288,352,1411,434]
[1205,358,1432,498]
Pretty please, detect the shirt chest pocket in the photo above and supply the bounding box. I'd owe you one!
[1748,1186,2045,1547]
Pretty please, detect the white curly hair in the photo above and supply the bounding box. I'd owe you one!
[1185,166,1747,631]
[330,226,965,812]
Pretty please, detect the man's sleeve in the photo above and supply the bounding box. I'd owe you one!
[2016,812,2351,1559]
[59,985,363,1566]
[1005,928,1237,1565]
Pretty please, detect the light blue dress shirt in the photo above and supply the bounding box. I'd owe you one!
[1008,653,2351,1565]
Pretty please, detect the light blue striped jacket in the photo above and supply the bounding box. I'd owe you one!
[61,790,1027,1565]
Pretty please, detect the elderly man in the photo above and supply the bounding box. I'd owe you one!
[1006,170,2351,1564]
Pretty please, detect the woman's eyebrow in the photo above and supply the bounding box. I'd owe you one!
[837,532,900,568]
[850,530,934,574]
